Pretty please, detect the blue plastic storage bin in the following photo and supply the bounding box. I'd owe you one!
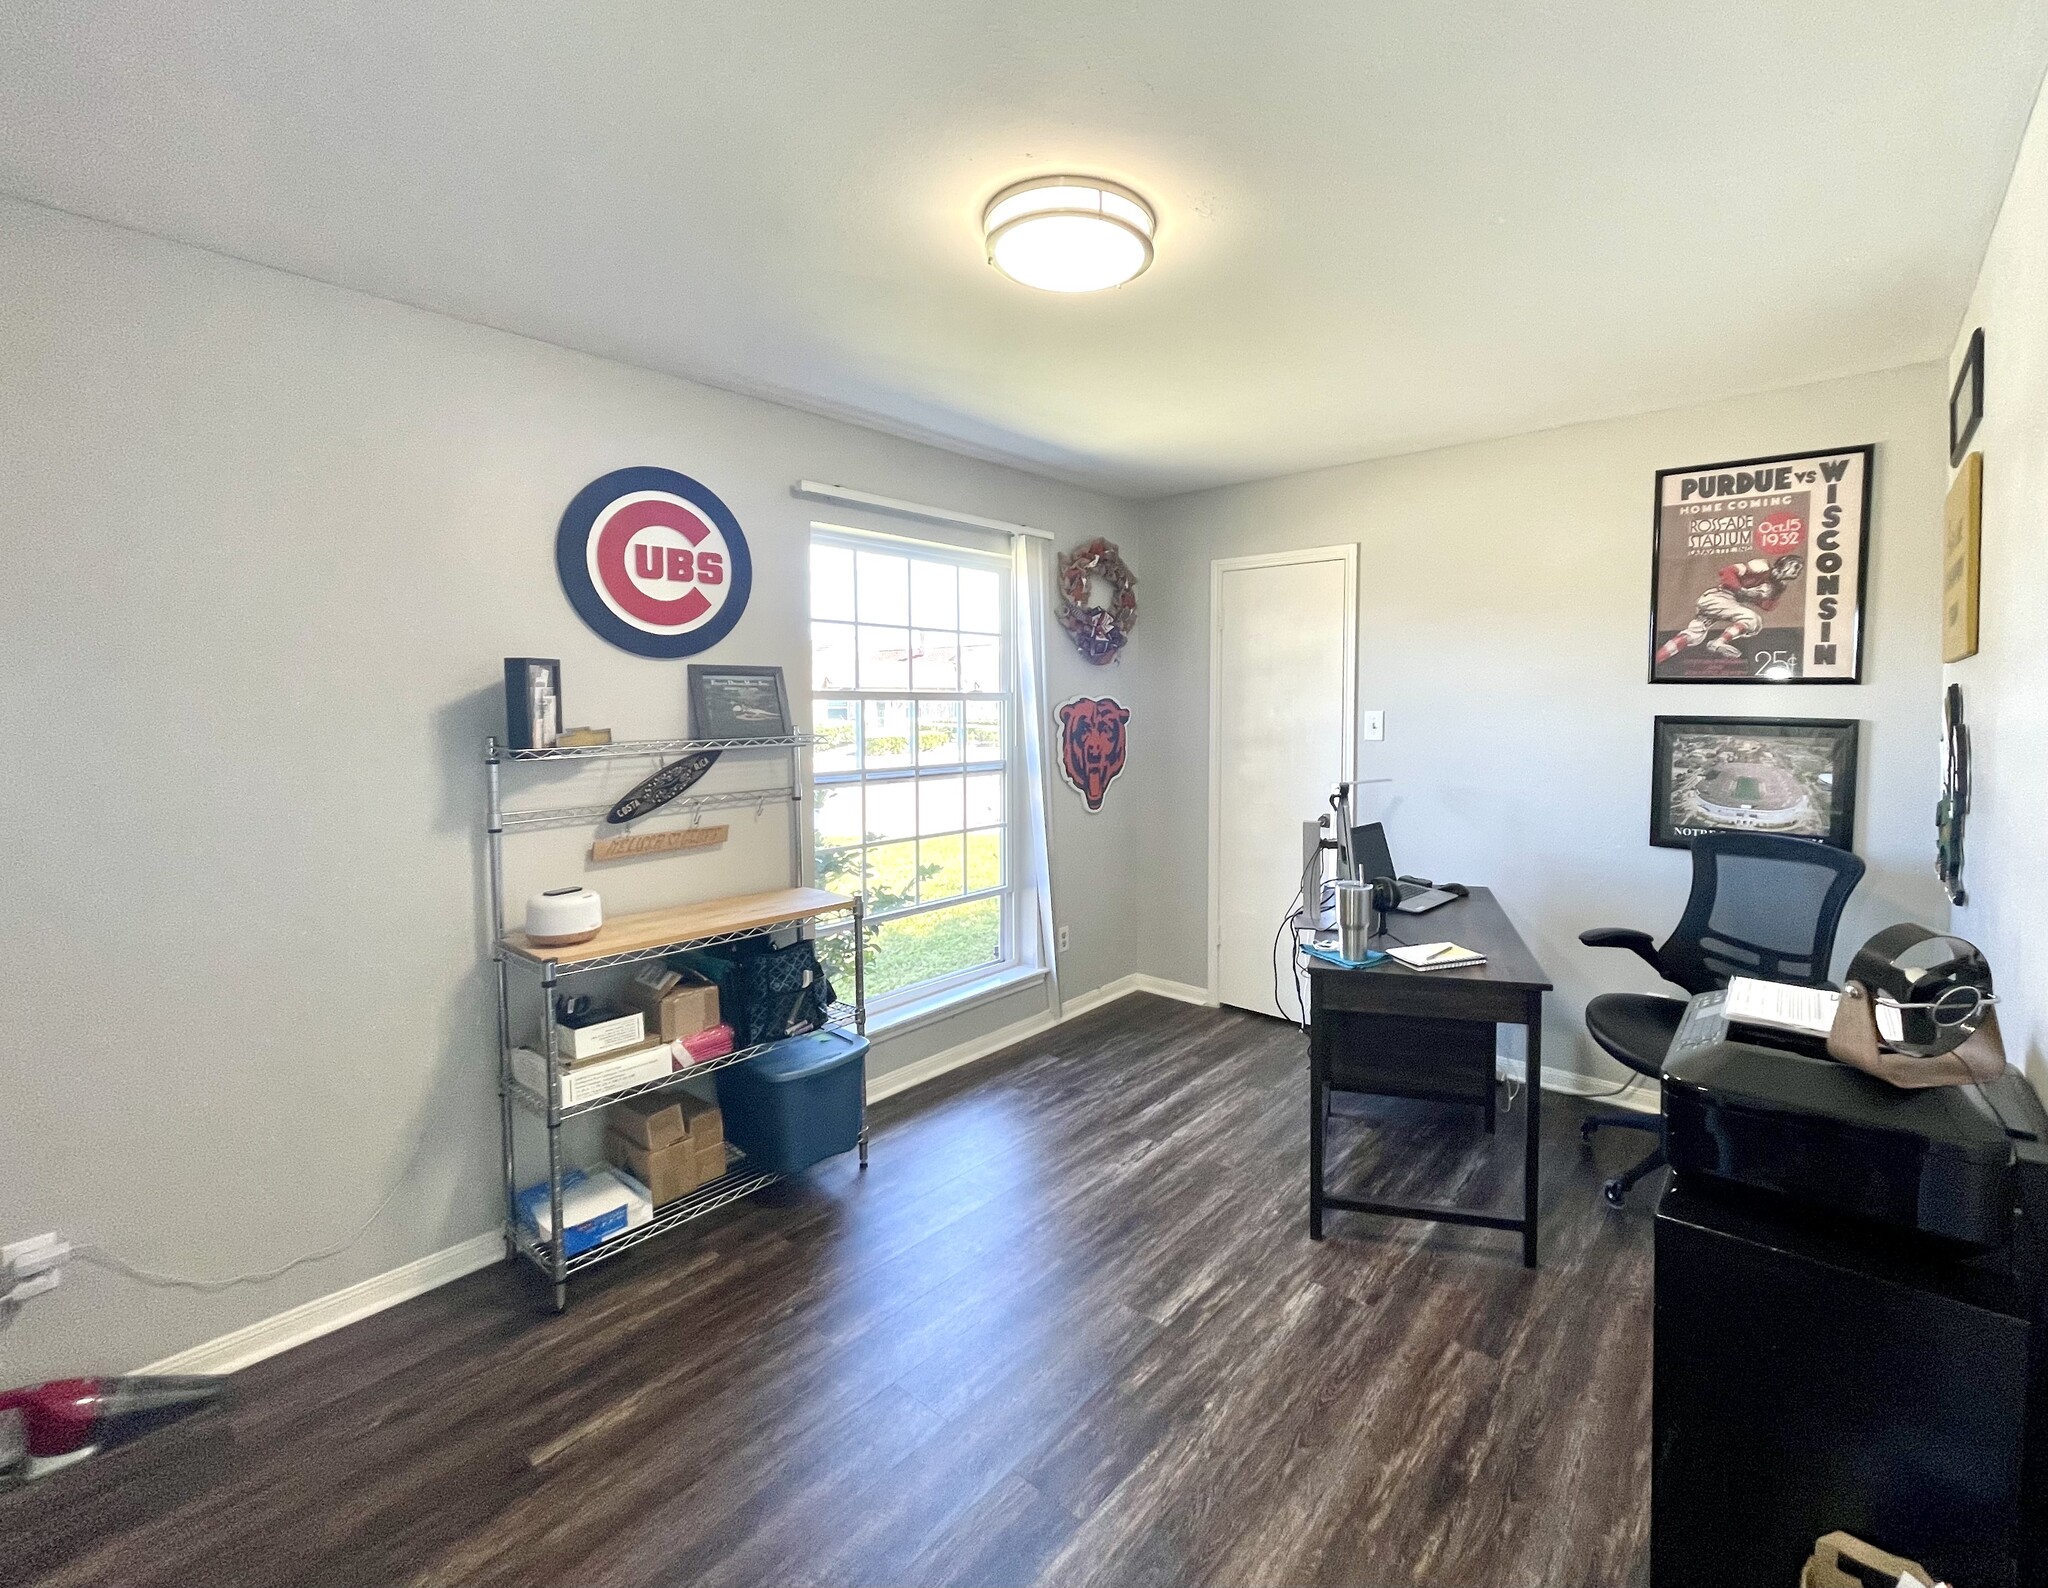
[714,1027,867,1176]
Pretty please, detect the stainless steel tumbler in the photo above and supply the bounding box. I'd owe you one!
[1335,879,1373,961]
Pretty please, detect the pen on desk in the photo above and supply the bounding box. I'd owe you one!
[1427,944,1460,961]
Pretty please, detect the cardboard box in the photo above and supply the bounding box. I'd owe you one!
[557,1008,646,1062]
[694,1137,731,1186]
[624,969,720,1043]
[604,1130,702,1205]
[609,1092,691,1151]
[676,1093,723,1149]
[512,1042,673,1109]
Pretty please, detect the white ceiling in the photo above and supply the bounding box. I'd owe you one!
[4,2,2045,498]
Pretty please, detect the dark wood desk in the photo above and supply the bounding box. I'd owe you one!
[1305,887,1554,1266]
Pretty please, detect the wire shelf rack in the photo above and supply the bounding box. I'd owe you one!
[503,734,817,762]
[513,1144,781,1278]
[508,1005,859,1120]
[499,785,798,835]
[486,730,866,1312]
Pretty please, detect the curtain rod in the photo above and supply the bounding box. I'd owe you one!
[793,480,1056,541]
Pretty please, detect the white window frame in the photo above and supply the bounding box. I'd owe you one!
[807,525,1034,1019]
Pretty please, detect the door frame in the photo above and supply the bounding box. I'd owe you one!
[1206,544,1359,1005]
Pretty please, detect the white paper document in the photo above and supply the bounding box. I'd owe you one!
[1725,976,1904,1044]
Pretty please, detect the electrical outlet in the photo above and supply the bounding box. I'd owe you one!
[3,1233,67,1275]
[1,1234,68,1314]
[3,1269,59,1306]
[1056,924,1071,953]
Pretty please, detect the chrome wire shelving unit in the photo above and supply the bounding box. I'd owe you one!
[486,733,866,1311]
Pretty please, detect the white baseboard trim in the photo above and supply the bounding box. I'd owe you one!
[866,1006,1065,1104]
[1124,973,1215,1007]
[865,973,1212,1104]
[138,1231,505,1376]
[1501,1060,1660,1115]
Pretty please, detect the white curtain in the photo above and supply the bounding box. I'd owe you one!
[1012,534,1062,1019]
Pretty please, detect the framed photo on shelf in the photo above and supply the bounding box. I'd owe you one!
[1950,327,1984,467]
[1650,716,1860,851]
[687,665,792,740]
[1648,445,1872,684]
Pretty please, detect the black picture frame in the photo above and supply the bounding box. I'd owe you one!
[1648,444,1873,685]
[1650,716,1860,851]
[502,657,562,751]
[687,665,792,741]
[1950,327,1985,467]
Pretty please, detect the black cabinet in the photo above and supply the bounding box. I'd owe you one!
[1653,1181,2039,1588]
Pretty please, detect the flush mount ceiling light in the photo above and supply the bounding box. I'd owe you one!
[983,177,1155,293]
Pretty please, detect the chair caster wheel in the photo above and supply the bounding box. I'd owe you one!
[1603,1180,1627,1208]
[1580,1118,1600,1142]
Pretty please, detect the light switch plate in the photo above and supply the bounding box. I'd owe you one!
[1362,710,1385,742]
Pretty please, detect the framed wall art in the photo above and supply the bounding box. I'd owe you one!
[1649,445,1872,684]
[688,665,792,740]
[1950,327,1984,466]
[1943,451,1982,663]
[1649,716,1860,851]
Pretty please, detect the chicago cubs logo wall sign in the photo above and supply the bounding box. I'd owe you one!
[557,467,753,657]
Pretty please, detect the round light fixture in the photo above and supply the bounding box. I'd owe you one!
[983,176,1155,293]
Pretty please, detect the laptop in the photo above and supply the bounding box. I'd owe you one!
[1348,822,1460,914]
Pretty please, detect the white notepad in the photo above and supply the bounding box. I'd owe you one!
[1386,941,1486,971]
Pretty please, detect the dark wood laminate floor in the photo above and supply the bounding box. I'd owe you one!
[4,995,1655,1588]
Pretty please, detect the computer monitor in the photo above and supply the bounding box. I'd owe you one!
[1349,821,1397,882]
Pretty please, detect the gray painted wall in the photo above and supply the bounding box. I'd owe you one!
[1945,67,2048,1091]
[0,197,1143,1379]
[1123,364,1953,1082]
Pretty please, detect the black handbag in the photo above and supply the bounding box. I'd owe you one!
[684,937,837,1047]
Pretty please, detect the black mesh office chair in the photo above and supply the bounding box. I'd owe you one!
[1578,831,1866,1206]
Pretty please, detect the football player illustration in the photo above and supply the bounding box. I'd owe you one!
[1656,553,1805,664]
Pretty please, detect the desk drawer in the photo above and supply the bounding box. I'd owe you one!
[1311,969,1529,1025]
[1320,1011,1495,1104]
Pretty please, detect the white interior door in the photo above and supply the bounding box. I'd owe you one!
[1209,547,1356,1016]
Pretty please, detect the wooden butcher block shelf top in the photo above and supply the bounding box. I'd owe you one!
[503,887,855,967]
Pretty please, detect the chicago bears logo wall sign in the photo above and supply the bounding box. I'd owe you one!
[1055,696,1130,813]
[557,467,753,658]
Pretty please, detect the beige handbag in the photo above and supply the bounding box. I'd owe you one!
[1800,1530,1949,1588]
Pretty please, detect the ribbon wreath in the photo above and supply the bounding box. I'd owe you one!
[1056,538,1138,665]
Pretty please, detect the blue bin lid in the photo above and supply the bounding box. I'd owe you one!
[742,1026,869,1084]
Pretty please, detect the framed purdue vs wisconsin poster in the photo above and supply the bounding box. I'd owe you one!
[1648,444,1873,684]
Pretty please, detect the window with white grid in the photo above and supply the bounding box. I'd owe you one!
[809,531,1013,1005]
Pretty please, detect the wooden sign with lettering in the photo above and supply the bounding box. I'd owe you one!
[589,825,729,863]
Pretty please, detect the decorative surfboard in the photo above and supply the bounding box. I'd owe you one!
[606,751,721,825]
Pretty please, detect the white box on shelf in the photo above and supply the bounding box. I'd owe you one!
[512,1042,675,1108]
[557,1010,646,1062]
[515,1168,652,1256]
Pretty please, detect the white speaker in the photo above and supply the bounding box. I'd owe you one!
[525,886,604,946]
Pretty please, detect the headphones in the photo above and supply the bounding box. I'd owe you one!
[1368,876,1403,915]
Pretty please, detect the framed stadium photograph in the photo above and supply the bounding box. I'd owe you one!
[1649,445,1873,684]
[1650,716,1860,851]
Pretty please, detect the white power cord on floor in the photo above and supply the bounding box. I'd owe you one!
[73,1113,441,1291]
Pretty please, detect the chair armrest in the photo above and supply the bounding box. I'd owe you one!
[1579,928,1662,975]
